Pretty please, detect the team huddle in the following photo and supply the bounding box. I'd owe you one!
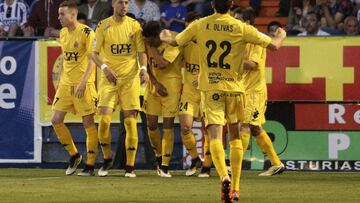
[52,0,286,202]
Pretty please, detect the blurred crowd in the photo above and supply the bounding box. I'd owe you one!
[0,0,358,37]
[285,0,359,35]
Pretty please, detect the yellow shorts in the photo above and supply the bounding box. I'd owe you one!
[52,83,97,116]
[243,91,267,126]
[201,90,245,126]
[179,85,201,118]
[98,74,140,111]
[143,78,182,117]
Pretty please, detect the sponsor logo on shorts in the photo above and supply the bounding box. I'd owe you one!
[252,109,259,120]
[185,62,200,75]
[212,93,220,101]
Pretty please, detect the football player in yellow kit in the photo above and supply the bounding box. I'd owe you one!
[160,0,286,201]
[178,12,204,177]
[234,8,284,177]
[142,21,182,178]
[91,0,149,177]
[52,1,98,176]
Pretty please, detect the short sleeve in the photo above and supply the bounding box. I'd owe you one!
[84,28,95,55]
[93,21,104,53]
[163,44,180,63]
[175,20,198,46]
[134,22,145,52]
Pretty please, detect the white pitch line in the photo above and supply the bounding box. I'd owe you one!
[26,177,62,181]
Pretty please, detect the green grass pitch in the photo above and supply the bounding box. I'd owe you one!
[0,169,359,202]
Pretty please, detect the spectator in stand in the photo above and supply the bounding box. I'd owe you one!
[23,0,62,37]
[23,0,39,14]
[267,20,282,36]
[298,11,330,36]
[316,0,354,32]
[0,0,28,37]
[181,0,202,12]
[160,0,186,32]
[343,16,359,35]
[250,0,290,17]
[128,0,160,22]
[287,0,316,35]
[355,0,360,23]
[77,11,87,24]
[78,0,112,30]
[181,0,212,16]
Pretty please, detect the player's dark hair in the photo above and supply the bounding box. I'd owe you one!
[142,21,161,38]
[59,0,78,9]
[136,18,146,28]
[241,8,256,25]
[232,7,244,16]
[267,21,282,33]
[213,0,232,14]
[185,11,202,23]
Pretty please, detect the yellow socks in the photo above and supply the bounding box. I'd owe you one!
[124,117,138,167]
[240,130,250,155]
[162,128,174,167]
[85,125,98,166]
[210,139,228,180]
[98,115,112,159]
[255,131,282,166]
[182,132,198,159]
[230,139,243,191]
[203,133,212,167]
[148,128,162,157]
[53,123,78,156]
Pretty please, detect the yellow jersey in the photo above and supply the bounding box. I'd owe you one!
[175,13,272,92]
[242,44,267,93]
[59,23,95,85]
[94,16,145,79]
[182,41,200,92]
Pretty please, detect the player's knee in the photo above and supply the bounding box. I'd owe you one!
[147,122,158,131]
[181,125,191,135]
[51,117,62,125]
[124,110,138,118]
[240,123,250,132]
[82,115,95,128]
[163,118,174,129]
[250,126,261,136]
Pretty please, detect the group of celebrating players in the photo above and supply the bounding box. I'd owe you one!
[52,0,286,202]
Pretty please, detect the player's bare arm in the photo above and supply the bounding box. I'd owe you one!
[91,52,117,85]
[148,47,170,68]
[147,66,168,97]
[138,52,149,84]
[243,60,258,70]
[267,27,287,51]
[56,58,64,91]
[75,54,95,98]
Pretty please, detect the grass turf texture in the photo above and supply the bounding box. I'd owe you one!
[0,169,359,202]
